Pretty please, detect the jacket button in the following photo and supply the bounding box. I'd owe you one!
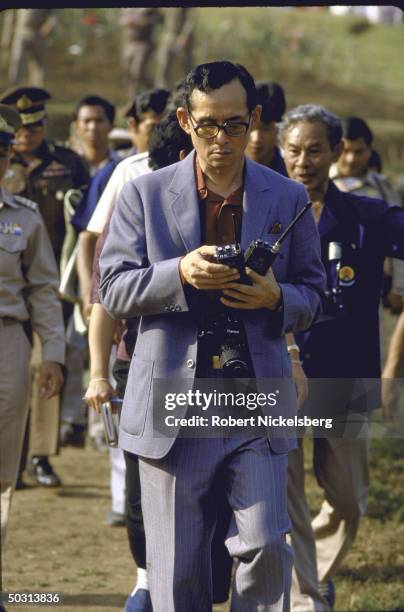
[186,359,195,368]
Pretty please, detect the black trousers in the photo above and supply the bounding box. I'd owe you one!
[112,357,233,602]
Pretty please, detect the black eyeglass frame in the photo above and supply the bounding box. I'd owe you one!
[187,109,252,139]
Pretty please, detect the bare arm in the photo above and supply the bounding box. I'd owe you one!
[77,230,99,322]
[382,309,404,420]
[286,332,308,409]
[84,303,118,412]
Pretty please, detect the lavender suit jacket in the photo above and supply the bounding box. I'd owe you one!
[99,152,326,458]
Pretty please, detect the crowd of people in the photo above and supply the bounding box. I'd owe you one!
[0,10,404,612]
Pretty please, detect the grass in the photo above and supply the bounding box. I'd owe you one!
[1,7,403,175]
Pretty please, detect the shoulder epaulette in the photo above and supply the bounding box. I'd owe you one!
[14,195,39,212]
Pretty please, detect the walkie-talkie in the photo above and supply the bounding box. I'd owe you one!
[244,201,312,276]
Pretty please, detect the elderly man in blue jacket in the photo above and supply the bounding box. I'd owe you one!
[281,104,404,611]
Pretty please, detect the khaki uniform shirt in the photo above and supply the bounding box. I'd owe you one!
[330,166,402,207]
[0,187,65,364]
[2,140,89,265]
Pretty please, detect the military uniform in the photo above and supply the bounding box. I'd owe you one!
[0,182,65,544]
[119,8,162,97]
[154,8,194,89]
[288,182,404,611]
[7,9,57,87]
[0,88,89,484]
[3,140,89,264]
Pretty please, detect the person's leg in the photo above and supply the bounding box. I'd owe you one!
[312,428,369,582]
[60,315,87,430]
[139,438,221,612]
[8,33,27,86]
[288,439,330,612]
[211,489,233,604]
[0,321,31,549]
[127,41,153,97]
[30,35,46,87]
[28,333,61,486]
[225,438,293,612]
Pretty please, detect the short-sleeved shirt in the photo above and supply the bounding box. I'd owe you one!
[0,187,65,363]
[86,152,151,235]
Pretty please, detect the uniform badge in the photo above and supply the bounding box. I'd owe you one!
[338,266,355,287]
[268,222,282,234]
[2,164,27,194]
[0,222,22,235]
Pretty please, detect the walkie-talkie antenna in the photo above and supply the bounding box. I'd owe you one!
[271,201,312,254]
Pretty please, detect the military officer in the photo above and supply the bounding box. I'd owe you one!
[0,87,89,487]
[0,104,64,550]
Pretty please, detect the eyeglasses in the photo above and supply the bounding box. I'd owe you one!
[188,111,251,139]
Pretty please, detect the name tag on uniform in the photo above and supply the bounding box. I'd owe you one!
[0,222,22,235]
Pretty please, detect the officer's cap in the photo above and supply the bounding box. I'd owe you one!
[0,104,22,145]
[0,87,51,127]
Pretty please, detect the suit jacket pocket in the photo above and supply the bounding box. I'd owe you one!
[120,356,154,438]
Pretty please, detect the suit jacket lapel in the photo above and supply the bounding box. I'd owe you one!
[318,180,342,237]
[241,158,274,250]
[168,155,282,252]
[168,151,201,252]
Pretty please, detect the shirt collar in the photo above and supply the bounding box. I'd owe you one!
[0,186,19,208]
[194,155,244,202]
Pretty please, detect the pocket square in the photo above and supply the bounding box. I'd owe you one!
[268,222,282,234]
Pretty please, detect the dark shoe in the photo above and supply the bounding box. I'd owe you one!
[105,510,126,527]
[124,589,152,612]
[60,421,86,448]
[28,456,61,487]
[319,580,336,609]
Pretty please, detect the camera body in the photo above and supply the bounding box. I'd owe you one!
[323,241,345,317]
[209,239,278,375]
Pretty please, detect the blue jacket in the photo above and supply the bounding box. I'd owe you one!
[99,152,326,458]
[297,180,404,378]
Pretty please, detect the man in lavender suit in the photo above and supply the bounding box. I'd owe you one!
[100,61,326,612]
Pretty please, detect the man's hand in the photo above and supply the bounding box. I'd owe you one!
[38,361,64,400]
[180,245,240,290]
[220,267,281,310]
[291,360,309,409]
[84,379,116,413]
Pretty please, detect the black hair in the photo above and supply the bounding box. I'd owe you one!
[126,88,170,122]
[165,78,187,113]
[255,80,286,123]
[74,95,115,123]
[341,117,373,146]
[148,110,193,170]
[182,60,257,112]
[368,149,382,173]
[280,104,343,150]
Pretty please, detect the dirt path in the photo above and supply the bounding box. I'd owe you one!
[3,445,227,611]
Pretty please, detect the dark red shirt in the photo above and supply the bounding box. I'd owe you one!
[195,156,243,245]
